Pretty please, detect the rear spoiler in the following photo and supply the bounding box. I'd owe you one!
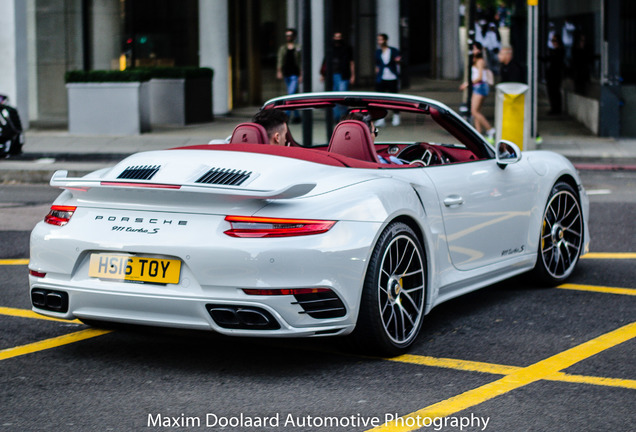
[50,170,316,200]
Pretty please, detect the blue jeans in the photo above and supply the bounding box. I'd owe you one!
[332,74,349,120]
[284,75,300,119]
[332,73,350,92]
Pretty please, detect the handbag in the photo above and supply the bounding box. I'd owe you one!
[486,69,495,86]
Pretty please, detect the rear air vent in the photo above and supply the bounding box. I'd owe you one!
[293,291,347,319]
[117,165,161,180]
[195,168,252,186]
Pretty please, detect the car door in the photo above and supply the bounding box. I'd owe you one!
[424,158,537,271]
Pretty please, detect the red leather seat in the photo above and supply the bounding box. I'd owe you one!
[229,123,269,144]
[327,120,379,163]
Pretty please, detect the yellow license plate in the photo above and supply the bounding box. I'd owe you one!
[88,254,181,284]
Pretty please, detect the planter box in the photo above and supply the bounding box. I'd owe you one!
[149,77,213,126]
[67,82,150,135]
[149,78,185,125]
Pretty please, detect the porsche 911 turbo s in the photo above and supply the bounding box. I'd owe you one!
[29,92,589,354]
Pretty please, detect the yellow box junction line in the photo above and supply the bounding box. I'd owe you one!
[0,259,29,265]
[0,306,82,323]
[558,284,636,296]
[582,252,636,260]
[0,328,111,361]
[388,354,636,390]
[369,321,636,432]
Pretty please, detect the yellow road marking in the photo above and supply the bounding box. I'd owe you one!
[388,354,636,390]
[369,322,636,431]
[5,302,633,391]
[582,252,636,259]
[558,284,636,296]
[0,259,29,265]
[0,328,111,361]
[0,306,82,323]
[388,354,518,375]
[547,371,636,389]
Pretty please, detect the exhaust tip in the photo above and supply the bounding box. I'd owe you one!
[207,305,280,330]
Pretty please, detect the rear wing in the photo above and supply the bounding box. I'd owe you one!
[50,170,316,200]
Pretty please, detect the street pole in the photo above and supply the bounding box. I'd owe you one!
[462,0,475,123]
[302,0,313,145]
[527,0,538,144]
[324,0,334,136]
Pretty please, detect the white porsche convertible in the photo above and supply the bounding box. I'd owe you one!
[29,92,589,354]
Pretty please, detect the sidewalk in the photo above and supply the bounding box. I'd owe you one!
[2,79,636,184]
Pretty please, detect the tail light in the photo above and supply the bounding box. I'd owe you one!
[224,215,336,238]
[242,288,331,296]
[44,205,76,226]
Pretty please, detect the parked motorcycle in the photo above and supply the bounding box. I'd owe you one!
[0,94,24,157]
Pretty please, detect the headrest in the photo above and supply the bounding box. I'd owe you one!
[229,123,269,144]
[327,120,378,163]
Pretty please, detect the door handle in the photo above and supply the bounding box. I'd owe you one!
[444,195,464,207]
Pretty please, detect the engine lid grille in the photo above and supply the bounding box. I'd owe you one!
[195,167,252,186]
[117,165,161,180]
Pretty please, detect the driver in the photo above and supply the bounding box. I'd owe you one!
[340,110,403,164]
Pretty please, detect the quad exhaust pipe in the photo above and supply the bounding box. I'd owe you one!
[207,305,280,330]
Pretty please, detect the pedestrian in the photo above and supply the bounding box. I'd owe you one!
[320,32,355,91]
[498,46,525,83]
[483,22,501,74]
[571,33,592,95]
[460,42,495,140]
[545,34,565,115]
[276,28,302,123]
[561,20,576,69]
[321,31,355,120]
[374,33,401,126]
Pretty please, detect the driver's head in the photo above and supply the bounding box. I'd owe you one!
[252,109,289,146]
[340,110,378,141]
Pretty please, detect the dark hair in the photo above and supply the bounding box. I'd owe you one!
[252,109,289,137]
[473,41,483,51]
[340,111,374,134]
[285,28,297,37]
[378,33,389,42]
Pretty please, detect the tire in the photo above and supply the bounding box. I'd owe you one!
[351,222,427,356]
[533,181,584,286]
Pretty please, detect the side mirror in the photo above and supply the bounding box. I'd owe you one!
[496,140,522,168]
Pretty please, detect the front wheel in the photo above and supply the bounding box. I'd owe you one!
[351,222,427,356]
[533,181,584,285]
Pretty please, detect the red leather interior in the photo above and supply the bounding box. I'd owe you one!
[229,123,269,144]
[327,120,379,163]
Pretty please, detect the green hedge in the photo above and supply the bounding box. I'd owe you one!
[133,67,213,79]
[65,67,213,83]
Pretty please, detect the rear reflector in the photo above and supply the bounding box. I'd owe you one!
[242,288,332,296]
[224,215,336,238]
[100,181,181,189]
[44,205,76,226]
[29,270,46,278]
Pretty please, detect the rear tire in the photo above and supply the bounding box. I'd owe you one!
[532,181,583,286]
[350,222,427,356]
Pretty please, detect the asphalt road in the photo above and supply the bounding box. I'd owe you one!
[0,170,634,432]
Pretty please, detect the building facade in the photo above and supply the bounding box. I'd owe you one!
[0,0,633,137]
